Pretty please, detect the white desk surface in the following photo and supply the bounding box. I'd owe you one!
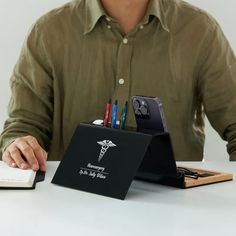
[0,161,235,236]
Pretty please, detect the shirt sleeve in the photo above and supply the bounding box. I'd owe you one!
[0,22,53,158]
[197,20,236,161]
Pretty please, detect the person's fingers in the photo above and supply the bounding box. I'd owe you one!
[7,145,29,169]
[26,136,46,171]
[14,138,39,171]
[2,150,17,168]
[3,136,47,171]
[38,149,47,172]
[43,149,48,160]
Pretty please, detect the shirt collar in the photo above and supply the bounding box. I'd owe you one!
[84,0,105,34]
[143,0,170,32]
[84,0,170,34]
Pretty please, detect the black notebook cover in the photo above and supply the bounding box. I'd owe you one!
[52,123,152,200]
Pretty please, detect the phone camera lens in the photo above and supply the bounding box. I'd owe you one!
[132,97,150,119]
[140,105,148,115]
[133,99,140,110]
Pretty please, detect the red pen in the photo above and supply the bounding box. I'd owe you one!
[103,98,111,127]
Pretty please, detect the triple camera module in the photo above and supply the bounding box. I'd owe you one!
[132,97,150,119]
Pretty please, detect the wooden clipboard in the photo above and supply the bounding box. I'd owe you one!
[178,166,233,188]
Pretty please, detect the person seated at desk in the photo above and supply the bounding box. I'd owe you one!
[0,0,236,171]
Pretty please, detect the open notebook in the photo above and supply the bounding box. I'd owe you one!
[0,161,45,189]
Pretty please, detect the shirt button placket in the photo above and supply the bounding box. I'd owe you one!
[112,37,133,118]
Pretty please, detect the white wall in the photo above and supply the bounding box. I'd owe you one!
[0,0,235,161]
[0,0,67,123]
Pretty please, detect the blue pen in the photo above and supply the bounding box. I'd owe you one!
[111,100,118,128]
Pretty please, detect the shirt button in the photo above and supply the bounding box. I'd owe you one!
[123,38,128,44]
[139,25,144,30]
[106,17,111,22]
[107,25,111,29]
[118,78,125,85]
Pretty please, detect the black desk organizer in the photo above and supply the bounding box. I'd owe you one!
[52,123,182,200]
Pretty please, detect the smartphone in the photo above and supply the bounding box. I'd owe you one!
[131,96,168,133]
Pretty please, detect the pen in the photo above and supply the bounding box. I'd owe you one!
[111,100,118,128]
[103,98,111,127]
[120,101,128,129]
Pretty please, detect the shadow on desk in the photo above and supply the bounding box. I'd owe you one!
[126,179,235,212]
[127,180,177,200]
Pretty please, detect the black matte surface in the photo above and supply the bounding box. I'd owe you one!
[52,124,152,199]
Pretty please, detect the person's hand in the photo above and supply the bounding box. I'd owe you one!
[2,135,47,171]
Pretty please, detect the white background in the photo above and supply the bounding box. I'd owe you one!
[0,0,235,161]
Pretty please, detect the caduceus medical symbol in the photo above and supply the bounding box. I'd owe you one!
[97,140,116,162]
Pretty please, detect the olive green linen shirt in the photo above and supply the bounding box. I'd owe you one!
[1,0,236,161]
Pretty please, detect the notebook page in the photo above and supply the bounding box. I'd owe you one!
[0,161,36,188]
